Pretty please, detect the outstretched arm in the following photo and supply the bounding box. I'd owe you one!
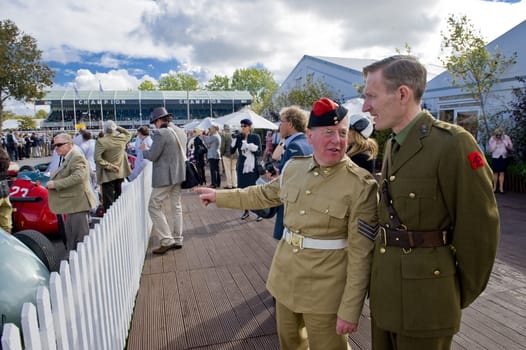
[194,187,217,206]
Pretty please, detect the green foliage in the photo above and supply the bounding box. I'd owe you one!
[35,109,48,119]
[507,162,526,179]
[231,68,278,114]
[1,110,16,120]
[138,79,157,91]
[205,75,232,90]
[274,75,335,112]
[439,14,517,147]
[17,116,36,130]
[158,73,200,91]
[508,77,526,165]
[0,19,54,129]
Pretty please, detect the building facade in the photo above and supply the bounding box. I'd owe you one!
[36,90,252,130]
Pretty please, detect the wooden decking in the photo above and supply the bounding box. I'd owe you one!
[126,191,526,350]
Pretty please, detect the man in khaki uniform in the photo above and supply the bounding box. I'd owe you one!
[197,97,378,350]
[95,120,132,212]
[362,55,500,349]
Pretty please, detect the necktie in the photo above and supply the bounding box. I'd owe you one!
[59,156,64,167]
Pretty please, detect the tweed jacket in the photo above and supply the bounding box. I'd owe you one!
[371,111,500,337]
[216,156,378,323]
[48,147,98,214]
[95,126,132,184]
[143,123,187,188]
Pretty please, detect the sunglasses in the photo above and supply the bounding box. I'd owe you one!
[54,142,69,148]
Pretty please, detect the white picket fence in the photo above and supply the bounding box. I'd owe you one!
[1,163,153,350]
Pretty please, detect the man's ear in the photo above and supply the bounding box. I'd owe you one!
[398,85,413,104]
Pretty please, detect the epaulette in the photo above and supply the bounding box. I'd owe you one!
[345,160,377,184]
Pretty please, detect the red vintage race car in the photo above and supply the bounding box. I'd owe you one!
[9,172,61,236]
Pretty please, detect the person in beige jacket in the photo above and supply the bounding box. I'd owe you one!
[95,120,132,212]
[47,133,98,252]
[196,98,378,350]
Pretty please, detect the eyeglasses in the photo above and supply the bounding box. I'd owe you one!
[54,142,69,148]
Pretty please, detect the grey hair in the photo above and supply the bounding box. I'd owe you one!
[104,120,117,134]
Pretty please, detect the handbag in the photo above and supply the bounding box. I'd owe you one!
[182,161,200,189]
[170,127,202,189]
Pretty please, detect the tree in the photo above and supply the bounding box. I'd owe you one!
[205,75,232,91]
[231,68,279,114]
[138,79,157,91]
[158,73,200,91]
[18,115,36,130]
[508,77,526,165]
[274,75,335,111]
[0,19,54,129]
[35,109,48,119]
[439,14,517,146]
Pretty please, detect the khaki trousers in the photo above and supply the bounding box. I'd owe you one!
[276,301,351,350]
[148,184,183,246]
[222,157,237,188]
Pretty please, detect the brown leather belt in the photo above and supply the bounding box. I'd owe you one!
[379,225,451,249]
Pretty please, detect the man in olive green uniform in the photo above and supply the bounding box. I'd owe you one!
[196,97,378,350]
[362,55,500,350]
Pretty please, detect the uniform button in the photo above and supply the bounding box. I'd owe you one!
[299,210,306,215]
[323,169,330,174]
[293,248,299,253]
[379,247,386,254]
[305,190,312,195]
[389,175,396,181]
[409,192,416,199]
[324,209,329,214]
[389,215,394,219]
[433,270,441,276]
[313,171,319,176]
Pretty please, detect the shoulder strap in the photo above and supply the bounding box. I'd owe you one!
[167,127,187,161]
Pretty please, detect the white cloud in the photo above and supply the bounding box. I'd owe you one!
[2,0,525,103]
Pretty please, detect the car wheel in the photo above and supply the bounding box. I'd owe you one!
[19,165,35,172]
[13,230,61,272]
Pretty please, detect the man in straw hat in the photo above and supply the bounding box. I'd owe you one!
[196,97,378,349]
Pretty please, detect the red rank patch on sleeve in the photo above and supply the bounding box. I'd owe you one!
[468,151,485,169]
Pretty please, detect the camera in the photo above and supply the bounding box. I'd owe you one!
[265,162,277,176]
[258,162,277,176]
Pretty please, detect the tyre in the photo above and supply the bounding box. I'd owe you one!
[13,230,61,272]
[19,165,35,172]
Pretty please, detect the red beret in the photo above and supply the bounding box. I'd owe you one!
[308,97,348,128]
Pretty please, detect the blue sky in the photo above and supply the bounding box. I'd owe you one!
[2,0,525,114]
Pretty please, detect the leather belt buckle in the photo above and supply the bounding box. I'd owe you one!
[289,231,304,249]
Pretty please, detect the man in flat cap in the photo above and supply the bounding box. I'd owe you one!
[196,97,378,349]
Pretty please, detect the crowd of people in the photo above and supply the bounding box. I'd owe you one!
[1,54,508,350]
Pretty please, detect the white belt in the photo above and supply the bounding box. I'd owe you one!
[283,228,347,250]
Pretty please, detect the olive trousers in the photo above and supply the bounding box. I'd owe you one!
[372,320,453,350]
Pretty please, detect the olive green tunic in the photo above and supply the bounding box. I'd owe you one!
[371,111,500,337]
[216,155,378,323]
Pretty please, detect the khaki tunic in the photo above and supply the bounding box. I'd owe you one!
[95,126,132,184]
[371,111,500,337]
[217,155,378,323]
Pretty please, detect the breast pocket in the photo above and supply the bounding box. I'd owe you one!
[391,178,438,227]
